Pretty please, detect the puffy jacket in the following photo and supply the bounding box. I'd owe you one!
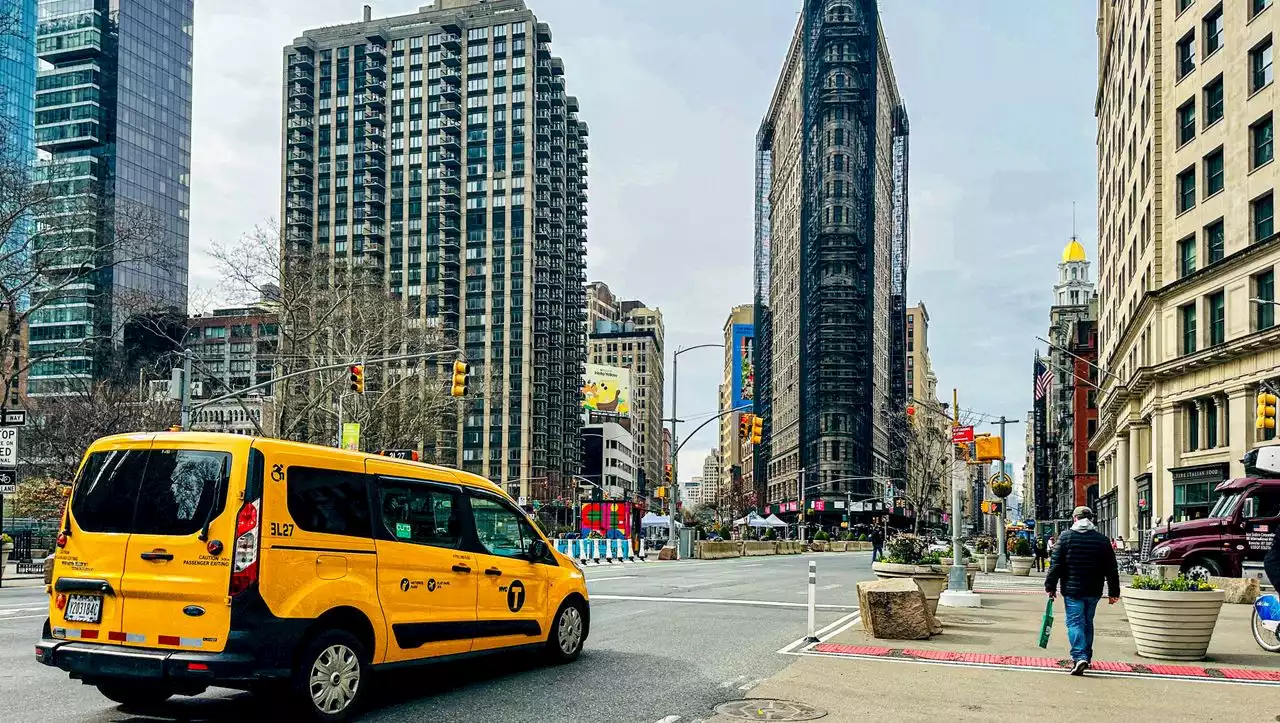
[1045,527,1120,599]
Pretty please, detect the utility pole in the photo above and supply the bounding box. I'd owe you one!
[992,415,1019,570]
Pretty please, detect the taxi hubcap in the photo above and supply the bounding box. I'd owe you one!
[558,606,583,655]
[310,644,360,714]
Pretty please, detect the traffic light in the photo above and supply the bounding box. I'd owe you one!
[739,413,753,440]
[1257,392,1278,429]
[349,364,365,394]
[980,500,1003,515]
[906,404,916,424]
[450,360,469,397]
[664,463,673,483]
[750,415,763,445]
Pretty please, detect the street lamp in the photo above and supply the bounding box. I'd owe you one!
[666,342,724,556]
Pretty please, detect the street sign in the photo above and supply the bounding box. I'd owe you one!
[951,425,974,444]
[0,467,16,495]
[0,427,16,468]
[1,410,26,426]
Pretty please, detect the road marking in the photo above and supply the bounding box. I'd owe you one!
[584,576,636,582]
[738,677,764,691]
[590,594,859,611]
[653,716,682,723]
[0,607,45,615]
[0,614,47,622]
[819,583,842,591]
[776,610,862,654]
[720,674,748,689]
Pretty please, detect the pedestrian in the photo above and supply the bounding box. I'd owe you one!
[871,526,884,562]
[1034,535,1048,572]
[1115,534,1126,552]
[1045,506,1120,675]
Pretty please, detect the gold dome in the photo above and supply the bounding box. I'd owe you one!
[1062,238,1087,263]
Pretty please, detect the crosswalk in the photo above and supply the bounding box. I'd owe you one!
[972,574,1047,591]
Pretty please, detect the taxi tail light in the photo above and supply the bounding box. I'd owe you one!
[228,500,261,597]
[56,533,67,549]
[55,593,67,610]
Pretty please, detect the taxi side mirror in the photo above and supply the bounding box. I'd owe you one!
[528,539,549,561]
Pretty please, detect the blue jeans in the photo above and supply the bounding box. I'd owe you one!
[872,545,882,561]
[1063,596,1100,662]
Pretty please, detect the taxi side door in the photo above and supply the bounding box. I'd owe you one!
[371,473,478,662]
[465,491,550,653]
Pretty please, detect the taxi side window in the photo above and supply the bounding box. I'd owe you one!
[287,467,373,538]
[377,481,462,548]
[469,494,536,559]
[1246,488,1280,519]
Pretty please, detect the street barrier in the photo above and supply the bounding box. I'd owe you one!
[697,541,742,560]
[829,541,847,552]
[637,539,648,562]
[742,541,778,557]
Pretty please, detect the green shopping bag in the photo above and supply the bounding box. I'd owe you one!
[1038,598,1054,648]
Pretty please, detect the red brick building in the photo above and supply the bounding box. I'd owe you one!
[1071,321,1098,508]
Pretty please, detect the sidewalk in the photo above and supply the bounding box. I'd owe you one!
[0,562,43,588]
[707,589,1280,722]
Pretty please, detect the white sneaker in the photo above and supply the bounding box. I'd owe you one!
[1070,660,1087,676]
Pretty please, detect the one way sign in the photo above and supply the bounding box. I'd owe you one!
[0,468,17,495]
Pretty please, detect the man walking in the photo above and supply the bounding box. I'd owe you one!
[1045,506,1120,675]
[871,527,884,562]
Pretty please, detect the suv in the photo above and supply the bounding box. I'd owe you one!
[36,433,589,721]
[1149,448,1280,579]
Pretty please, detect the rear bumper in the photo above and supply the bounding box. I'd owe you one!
[35,637,288,687]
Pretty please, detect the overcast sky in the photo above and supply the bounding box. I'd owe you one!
[189,0,1098,492]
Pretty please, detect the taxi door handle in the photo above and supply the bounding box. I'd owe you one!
[140,551,174,562]
[484,568,502,576]
[451,564,472,574]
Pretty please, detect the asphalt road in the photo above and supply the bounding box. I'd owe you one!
[0,553,874,723]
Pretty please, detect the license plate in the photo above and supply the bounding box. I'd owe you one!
[64,595,103,624]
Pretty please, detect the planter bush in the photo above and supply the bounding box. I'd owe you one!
[1010,537,1034,576]
[1121,575,1225,661]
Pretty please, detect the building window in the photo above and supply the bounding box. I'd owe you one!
[1204,219,1225,264]
[1253,115,1274,169]
[1254,0,1274,18]
[1208,290,1225,346]
[1177,31,1196,79]
[1186,403,1201,451]
[1178,0,1194,13]
[1204,147,1224,196]
[1181,302,1198,354]
[1203,75,1224,127]
[1253,37,1274,93]
[1179,235,1197,277]
[1206,398,1219,448]
[1256,270,1276,330]
[1254,192,1275,241]
[1177,99,1196,145]
[1177,166,1196,213]
[1204,6,1224,56]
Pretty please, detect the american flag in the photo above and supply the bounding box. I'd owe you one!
[1034,356,1052,400]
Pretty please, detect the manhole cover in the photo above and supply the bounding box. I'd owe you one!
[714,699,827,721]
[941,616,997,626]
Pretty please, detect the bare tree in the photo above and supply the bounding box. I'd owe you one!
[209,225,456,452]
[21,379,179,483]
[900,405,982,533]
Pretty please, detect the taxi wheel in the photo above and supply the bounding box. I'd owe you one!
[96,681,173,708]
[546,599,586,663]
[292,629,368,723]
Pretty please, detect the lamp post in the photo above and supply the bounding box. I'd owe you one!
[940,388,981,608]
[666,343,725,557]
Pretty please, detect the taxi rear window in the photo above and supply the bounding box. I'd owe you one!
[71,449,232,535]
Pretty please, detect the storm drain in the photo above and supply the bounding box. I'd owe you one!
[713,699,827,721]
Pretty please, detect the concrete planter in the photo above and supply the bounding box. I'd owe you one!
[977,553,998,573]
[1010,556,1035,577]
[1120,587,1226,661]
[809,540,827,552]
[871,562,948,616]
[0,543,10,571]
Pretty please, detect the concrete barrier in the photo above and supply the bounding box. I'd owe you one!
[697,541,742,560]
[742,541,778,557]
[829,541,847,552]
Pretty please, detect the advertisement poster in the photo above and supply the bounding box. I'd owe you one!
[581,364,632,416]
[730,323,755,411]
[341,423,361,451]
[580,501,633,538]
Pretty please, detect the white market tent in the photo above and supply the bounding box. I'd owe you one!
[762,514,789,528]
[640,513,672,528]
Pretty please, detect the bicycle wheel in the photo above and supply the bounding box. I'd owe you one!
[1252,608,1280,653]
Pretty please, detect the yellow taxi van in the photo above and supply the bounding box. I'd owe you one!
[36,432,590,721]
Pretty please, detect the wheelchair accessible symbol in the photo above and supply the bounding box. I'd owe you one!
[507,580,525,612]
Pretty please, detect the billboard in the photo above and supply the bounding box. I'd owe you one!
[582,364,631,416]
[730,323,755,411]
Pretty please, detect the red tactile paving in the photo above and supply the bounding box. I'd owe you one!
[807,643,1280,684]
[812,644,891,656]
